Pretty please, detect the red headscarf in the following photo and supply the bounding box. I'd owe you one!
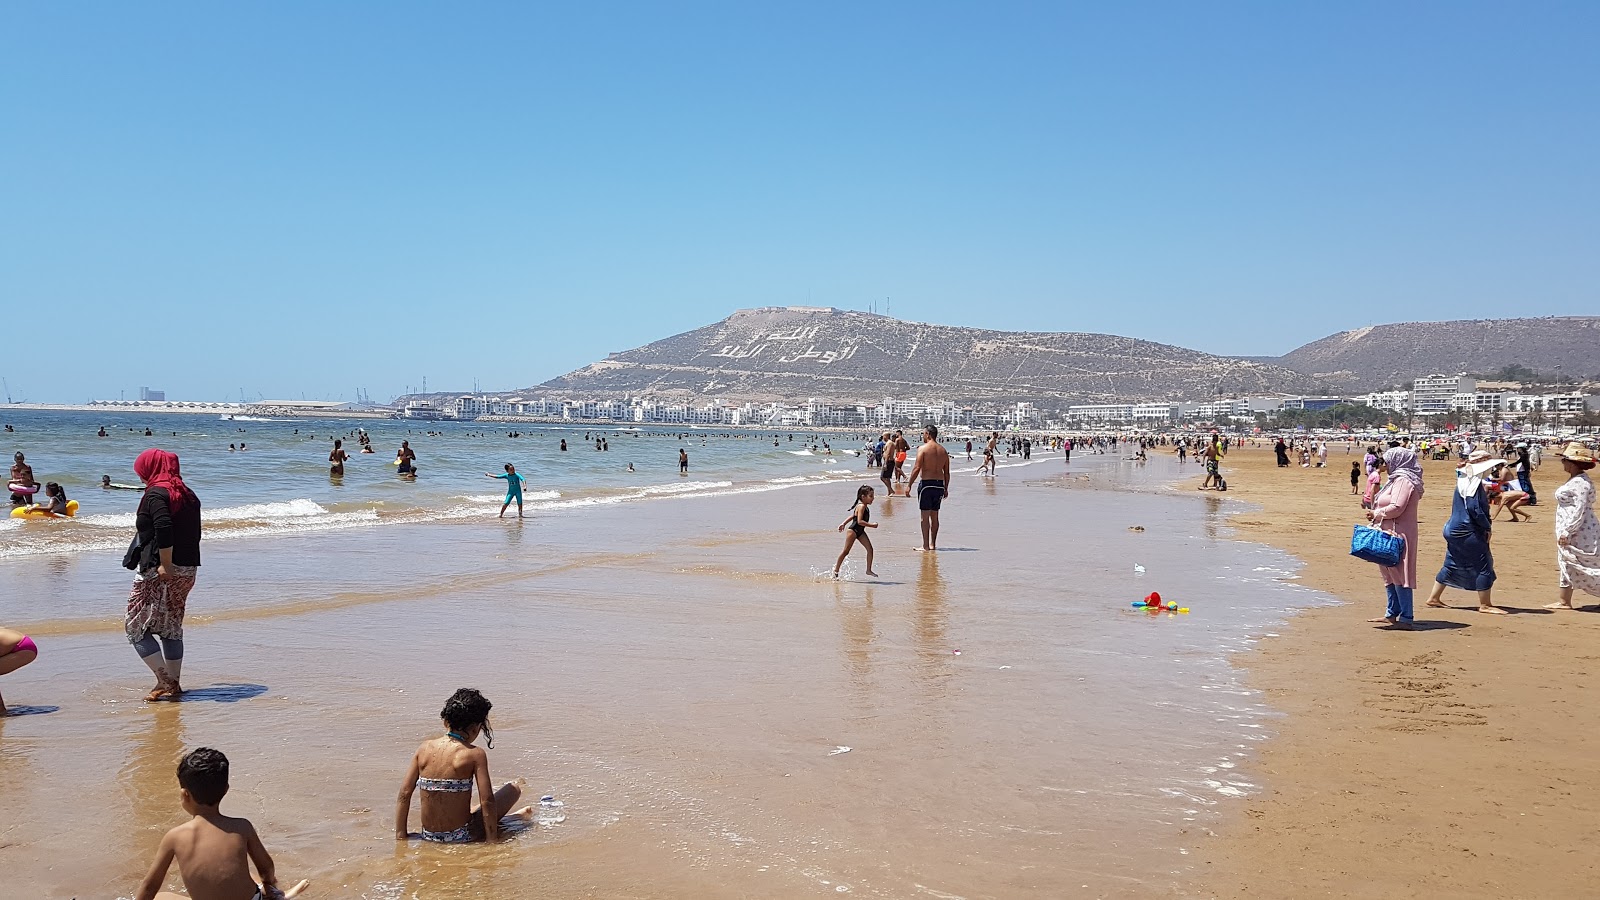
[134,449,193,514]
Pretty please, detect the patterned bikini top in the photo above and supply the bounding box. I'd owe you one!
[417,777,472,793]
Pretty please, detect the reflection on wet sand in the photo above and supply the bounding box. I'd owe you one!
[122,703,186,892]
[1203,492,1223,541]
[835,583,877,705]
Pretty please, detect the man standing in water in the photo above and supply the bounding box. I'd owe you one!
[679,448,689,475]
[907,424,951,552]
[395,441,417,477]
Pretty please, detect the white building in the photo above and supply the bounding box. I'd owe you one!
[1132,403,1179,422]
[1067,404,1133,422]
[1358,390,1410,411]
[1412,375,1476,414]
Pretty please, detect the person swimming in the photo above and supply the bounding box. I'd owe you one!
[103,475,142,490]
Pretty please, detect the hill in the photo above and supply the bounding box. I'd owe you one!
[1271,317,1600,389]
[529,307,1326,406]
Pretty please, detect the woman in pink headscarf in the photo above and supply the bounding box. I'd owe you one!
[126,449,202,700]
[1366,447,1424,629]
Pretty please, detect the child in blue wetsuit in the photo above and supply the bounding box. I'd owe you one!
[485,464,528,518]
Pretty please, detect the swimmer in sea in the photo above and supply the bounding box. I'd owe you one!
[485,463,528,518]
[679,449,688,475]
[10,452,38,494]
[396,441,417,477]
[833,485,879,578]
[329,439,349,477]
[103,475,142,490]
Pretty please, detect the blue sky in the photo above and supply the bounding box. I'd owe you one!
[3,2,1596,403]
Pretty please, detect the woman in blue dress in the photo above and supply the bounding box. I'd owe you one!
[1426,451,1507,614]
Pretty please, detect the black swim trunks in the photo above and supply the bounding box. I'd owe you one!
[918,479,945,511]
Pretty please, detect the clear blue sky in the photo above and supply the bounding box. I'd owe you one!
[4,2,1596,403]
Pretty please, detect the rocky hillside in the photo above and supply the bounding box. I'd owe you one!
[1272,317,1600,389]
[529,307,1325,406]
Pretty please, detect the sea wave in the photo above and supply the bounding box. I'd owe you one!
[639,481,733,496]
[453,491,562,504]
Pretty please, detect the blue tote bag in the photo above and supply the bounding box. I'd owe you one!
[1350,524,1404,567]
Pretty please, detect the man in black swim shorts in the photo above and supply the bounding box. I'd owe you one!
[907,424,951,551]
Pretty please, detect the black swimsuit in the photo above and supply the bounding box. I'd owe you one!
[850,505,869,537]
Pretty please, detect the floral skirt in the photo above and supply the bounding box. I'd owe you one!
[125,566,198,644]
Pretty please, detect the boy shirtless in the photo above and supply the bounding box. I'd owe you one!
[136,748,308,900]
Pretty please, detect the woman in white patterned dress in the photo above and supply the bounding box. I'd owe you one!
[1545,442,1600,610]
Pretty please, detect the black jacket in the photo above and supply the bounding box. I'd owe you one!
[136,487,202,567]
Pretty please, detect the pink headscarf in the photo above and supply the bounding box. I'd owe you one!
[134,449,193,514]
[1382,447,1424,492]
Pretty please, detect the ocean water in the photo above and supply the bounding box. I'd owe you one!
[0,410,1335,898]
[1,410,905,558]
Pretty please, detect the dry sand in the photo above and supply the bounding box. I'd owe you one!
[1194,445,1600,897]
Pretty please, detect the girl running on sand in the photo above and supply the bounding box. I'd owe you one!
[395,688,533,844]
[833,486,879,578]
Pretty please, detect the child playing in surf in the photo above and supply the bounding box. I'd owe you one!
[833,486,879,578]
[395,688,534,843]
[30,482,68,515]
[485,463,528,518]
[134,748,308,900]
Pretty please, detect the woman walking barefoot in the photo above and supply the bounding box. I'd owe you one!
[1544,443,1600,610]
[833,486,878,578]
[1367,448,1423,629]
[126,449,202,701]
[1426,451,1506,614]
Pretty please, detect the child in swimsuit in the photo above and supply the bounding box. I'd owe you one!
[485,463,528,518]
[0,627,39,716]
[133,747,308,900]
[30,482,67,515]
[833,485,879,578]
[395,688,534,844]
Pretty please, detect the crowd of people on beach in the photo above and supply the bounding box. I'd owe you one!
[1276,435,1600,627]
[4,418,1597,897]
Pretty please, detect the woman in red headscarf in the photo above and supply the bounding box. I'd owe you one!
[126,449,202,700]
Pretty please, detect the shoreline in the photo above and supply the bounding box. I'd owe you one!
[1192,446,1600,897]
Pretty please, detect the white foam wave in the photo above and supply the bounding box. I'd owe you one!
[640,481,732,496]
[78,499,338,530]
[454,490,561,504]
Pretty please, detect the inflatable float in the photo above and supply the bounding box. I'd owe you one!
[8,482,38,496]
[11,500,79,519]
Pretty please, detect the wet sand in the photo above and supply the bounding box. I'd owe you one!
[1194,446,1600,898]
[1,453,1329,899]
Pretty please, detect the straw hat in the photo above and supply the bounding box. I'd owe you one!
[1557,441,1596,463]
[1463,449,1506,478]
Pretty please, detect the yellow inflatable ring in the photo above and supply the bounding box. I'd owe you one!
[11,499,79,519]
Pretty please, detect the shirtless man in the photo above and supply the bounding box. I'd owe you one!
[981,431,999,476]
[907,425,951,551]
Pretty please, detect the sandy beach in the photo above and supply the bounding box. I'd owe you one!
[1195,445,1600,898]
[3,440,1323,899]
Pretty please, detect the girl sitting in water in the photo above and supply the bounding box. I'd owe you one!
[833,485,879,578]
[31,482,68,516]
[395,688,533,843]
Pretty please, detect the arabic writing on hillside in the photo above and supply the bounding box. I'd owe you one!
[708,325,860,365]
